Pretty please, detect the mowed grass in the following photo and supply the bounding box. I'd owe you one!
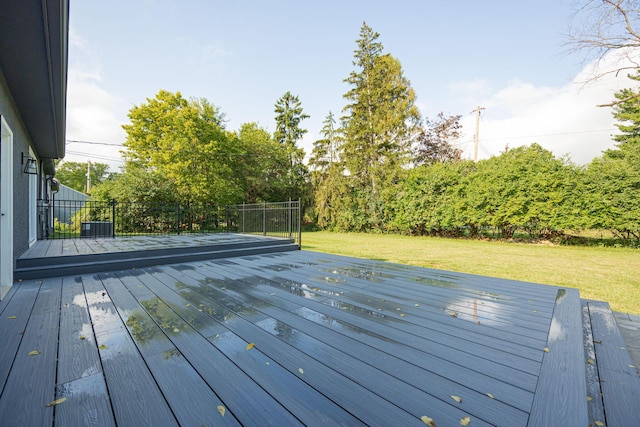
[302,231,640,315]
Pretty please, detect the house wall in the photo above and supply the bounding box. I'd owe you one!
[0,68,37,268]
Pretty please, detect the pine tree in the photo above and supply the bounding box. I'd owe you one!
[339,22,421,230]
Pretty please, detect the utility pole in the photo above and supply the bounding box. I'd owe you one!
[86,160,91,194]
[472,106,485,162]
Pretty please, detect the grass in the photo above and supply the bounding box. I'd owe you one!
[301,231,640,315]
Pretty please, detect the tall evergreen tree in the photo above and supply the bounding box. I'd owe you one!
[339,22,421,230]
[274,91,310,200]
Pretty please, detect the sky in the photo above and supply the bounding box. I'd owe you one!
[65,0,639,171]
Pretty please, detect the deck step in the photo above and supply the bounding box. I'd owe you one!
[582,299,640,427]
[15,240,298,280]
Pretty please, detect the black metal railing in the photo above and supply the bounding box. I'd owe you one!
[39,199,301,246]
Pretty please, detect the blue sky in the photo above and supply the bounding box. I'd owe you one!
[65,1,638,170]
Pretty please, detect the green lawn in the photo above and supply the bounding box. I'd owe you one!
[301,231,640,315]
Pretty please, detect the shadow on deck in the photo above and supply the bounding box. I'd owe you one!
[1,240,639,426]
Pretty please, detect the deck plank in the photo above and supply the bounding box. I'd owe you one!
[159,264,528,426]
[206,260,540,393]
[588,301,640,427]
[251,262,548,359]
[528,289,587,427]
[190,262,537,408]
[55,276,114,426]
[103,271,306,427]
[0,278,62,427]
[98,272,242,426]
[581,301,606,427]
[82,275,179,426]
[0,282,41,394]
[115,270,371,426]
[147,266,444,427]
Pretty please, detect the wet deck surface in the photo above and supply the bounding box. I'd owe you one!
[1,249,635,426]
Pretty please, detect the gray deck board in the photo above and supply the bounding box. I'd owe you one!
[148,266,478,427]
[160,264,529,426]
[246,260,548,359]
[588,301,640,427]
[98,273,243,426]
[82,275,180,426]
[0,279,62,427]
[203,260,540,392]
[3,241,631,426]
[582,301,606,427]
[0,281,41,394]
[54,277,115,426]
[528,288,587,427]
[102,271,307,426]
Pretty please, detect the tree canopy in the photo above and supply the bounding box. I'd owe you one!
[54,161,111,194]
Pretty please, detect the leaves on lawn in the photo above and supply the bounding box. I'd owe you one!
[217,405,226,417]
[246,342,255,350]
[460,416,471,426]
[450,395,462,403]
[28,350,40,356]
[46,397,66,407]
[420,415,436,426]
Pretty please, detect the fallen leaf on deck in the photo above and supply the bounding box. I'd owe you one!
[595,421,604,426]
[215,334,220,338]
[217,405,226,416]
[265,362,270,366]
[460,416,471,426]
[7,315,16,319]
[593,340,602,344]
[543,347,550,353]
[587,358,595,365]
[298,368,304,374]
[586,396,593,401]
[28,350,40,356]
[415,303,420,307]
[449,311,458,317]
[400,313,406,317]
[486,393,494,399]
[397,308,401,311]
[185,303,190,307]
[420,415,435,426]
[246,343,255,350]
[79,335,86,340]
[531,310,537,313]
[630,365,636,368]
[99,344,108,350]
[46,397,66,407]
[450,395,462,403]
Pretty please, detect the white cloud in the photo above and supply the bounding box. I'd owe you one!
[65,28,127,171]
[454,50,640,165]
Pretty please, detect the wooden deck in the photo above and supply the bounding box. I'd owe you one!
[1,245,639,426]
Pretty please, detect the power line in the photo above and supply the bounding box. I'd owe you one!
[66,139,123,147]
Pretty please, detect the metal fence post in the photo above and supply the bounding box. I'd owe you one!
[297,198,302,248]
[111,199,116,238]
[263,202,267,236]
[288,199,292,239]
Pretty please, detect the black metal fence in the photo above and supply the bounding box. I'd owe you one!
[40,199,301,246]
